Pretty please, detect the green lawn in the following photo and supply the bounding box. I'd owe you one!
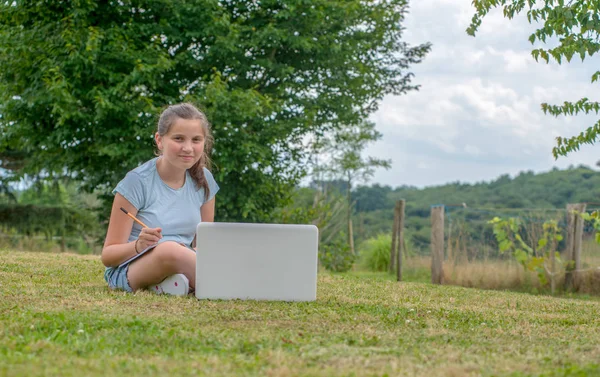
[1,249,599,377]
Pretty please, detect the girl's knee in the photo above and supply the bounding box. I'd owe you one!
[153,241,194,267]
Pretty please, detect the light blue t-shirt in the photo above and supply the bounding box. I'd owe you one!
[112,157,219,249]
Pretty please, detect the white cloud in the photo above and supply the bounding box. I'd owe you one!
[364,0,599,188]
[502,49,533,72]
[464,145,482,156]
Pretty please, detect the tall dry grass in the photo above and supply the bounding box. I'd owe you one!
[401,238,600,295]
[574,238,600,294]
[443,259,543,291]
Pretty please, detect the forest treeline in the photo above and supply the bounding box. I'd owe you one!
[288,164,600,254]
[1,164,598,257]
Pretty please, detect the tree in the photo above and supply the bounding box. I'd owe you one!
[353,184,393,212]
[489,217,564,294]
[312,120,391,254]
[0,0,430,222]
[0,148,26,202]
[468,0,600,158]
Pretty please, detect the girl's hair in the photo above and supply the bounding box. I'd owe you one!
[156,103,214,200]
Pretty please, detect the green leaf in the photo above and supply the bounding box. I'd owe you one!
[515,249,529,266]
[468,0,600,156]
[499,239,512,252]
[527,256,545,271]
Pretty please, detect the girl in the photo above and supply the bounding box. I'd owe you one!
[101,103,219,296]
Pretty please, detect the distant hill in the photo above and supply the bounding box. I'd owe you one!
[349,164,600,250]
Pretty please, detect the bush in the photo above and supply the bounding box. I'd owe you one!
[359,234,392,272]
[319,234,355,272]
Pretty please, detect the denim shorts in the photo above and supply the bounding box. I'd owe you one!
[104,264,133,293]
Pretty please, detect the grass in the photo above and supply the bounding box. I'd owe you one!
[2,249,600,377]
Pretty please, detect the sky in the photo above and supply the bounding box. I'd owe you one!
[365,0,599,188]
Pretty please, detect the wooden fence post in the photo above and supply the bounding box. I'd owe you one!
[431,205,444,284]
[565,203,586,291]
[396,200,405,282]
[550,239,556,295]
[390,201,400,274]
[348,217,355,256]
[573,203,586,289]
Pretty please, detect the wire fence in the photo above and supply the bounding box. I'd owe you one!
[437,205,600,294]
[0,229,101,255]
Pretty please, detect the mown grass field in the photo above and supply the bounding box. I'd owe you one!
[1,249,600,377]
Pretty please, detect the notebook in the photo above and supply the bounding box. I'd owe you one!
[195,222,319,301]
[118,244,156,268]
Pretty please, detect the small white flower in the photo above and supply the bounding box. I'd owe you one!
[409,308,415,312]
[405,320,411,324]
[427,310,431,314]
[77,329,84,334]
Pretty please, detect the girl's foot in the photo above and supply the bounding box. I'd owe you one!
[150,274,189,296]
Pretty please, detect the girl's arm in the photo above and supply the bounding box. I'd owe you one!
[192,197,216,249]
[200,197,216,222]
[101,193,161,267]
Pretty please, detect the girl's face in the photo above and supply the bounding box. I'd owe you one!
[155,118,205,170]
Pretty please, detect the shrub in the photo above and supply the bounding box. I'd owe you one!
[359,234,392,272]
[319,234,355,272]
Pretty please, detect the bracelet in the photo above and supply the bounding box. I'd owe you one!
[134,238,140,254]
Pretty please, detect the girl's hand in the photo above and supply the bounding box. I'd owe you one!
[136,227,162,252]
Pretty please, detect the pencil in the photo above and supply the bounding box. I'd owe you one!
[120,207,149,228]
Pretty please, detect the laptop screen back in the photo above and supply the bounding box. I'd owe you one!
[195,222,318,301]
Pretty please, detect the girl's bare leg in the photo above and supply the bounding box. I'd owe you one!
[127,241,196,291]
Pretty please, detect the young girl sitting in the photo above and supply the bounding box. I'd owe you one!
[101,103,219,296]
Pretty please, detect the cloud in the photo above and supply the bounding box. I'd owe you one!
[365,0,599,188]
[464,145,482,156]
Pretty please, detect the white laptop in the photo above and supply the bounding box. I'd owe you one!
[195,222,319,301]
